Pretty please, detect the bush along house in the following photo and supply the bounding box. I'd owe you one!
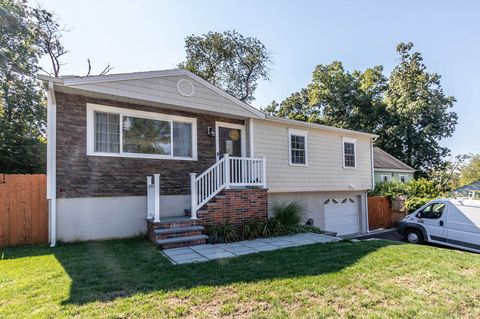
[39,69,377,248]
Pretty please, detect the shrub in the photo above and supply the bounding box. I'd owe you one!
[241,222,261,240]
[205,224,238,244]
[270,200,305,226]
[406,178,441,198]
[368,181,408,199]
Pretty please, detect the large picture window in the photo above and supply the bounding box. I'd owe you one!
[87,104,197,160]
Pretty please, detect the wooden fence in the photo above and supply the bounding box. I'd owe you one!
[368,196,392,230]
[0,174,48,247]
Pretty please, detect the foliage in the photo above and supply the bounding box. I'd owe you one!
[428,154,470,193]
[368,181,408,199]
[265,43,457,174]
[205,224,238,244]
[459,154,480,185]
[404,197,433,213]
[0,0,48,173]
[179,30,271,103]
[380,42,457,173]
[406,178,441,198]
[270,200,306,226]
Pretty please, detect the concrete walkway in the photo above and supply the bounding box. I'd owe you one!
[162,232,340,264]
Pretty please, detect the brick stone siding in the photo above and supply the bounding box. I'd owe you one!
[197,188,268,231]
[55,92,243,198]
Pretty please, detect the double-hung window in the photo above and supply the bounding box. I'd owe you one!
[87,104,197,160]
[342,137,356,168]
[289,129,308,166]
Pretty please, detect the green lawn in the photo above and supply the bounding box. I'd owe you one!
[1,238,479,318]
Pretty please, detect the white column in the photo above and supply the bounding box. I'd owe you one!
[190,173,197,219]
[224,154,230,189]
[262,157,267,189]
[146,176,152,219]
[153,174,160,223]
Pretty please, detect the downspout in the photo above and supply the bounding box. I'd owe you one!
[366,137,377,233]
[46,81,57,247]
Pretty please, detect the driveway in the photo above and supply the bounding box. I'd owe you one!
[353,229,405,242]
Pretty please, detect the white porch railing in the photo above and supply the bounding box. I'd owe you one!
[146,174,160,222]
[190,154,266,218]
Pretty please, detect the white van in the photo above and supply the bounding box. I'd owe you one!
[397,198,480,253]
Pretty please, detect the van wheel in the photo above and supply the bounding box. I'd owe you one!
[405,229,424,244]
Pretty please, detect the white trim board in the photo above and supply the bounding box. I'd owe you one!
[86,103,198,161]
[342,137,357,169]
[288,128,308,167]
[215,121,247,160]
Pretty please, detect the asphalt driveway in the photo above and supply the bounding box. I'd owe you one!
[354,229,406,242]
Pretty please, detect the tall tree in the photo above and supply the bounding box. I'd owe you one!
[459,154,480,185]
[381,42,457,173]
[179,30,271,103]
[0,0,46,173]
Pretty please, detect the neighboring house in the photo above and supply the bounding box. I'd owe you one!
[39,69,376,247]
[373,147,415,184]
[453,181,480,198]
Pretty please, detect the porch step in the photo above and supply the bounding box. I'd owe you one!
[154,225,205,235]
[156,234,208,249]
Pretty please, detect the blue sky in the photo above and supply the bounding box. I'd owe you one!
[34,0,480,156]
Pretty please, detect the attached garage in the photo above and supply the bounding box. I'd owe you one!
[324,197,360,235]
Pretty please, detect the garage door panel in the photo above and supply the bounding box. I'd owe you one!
[324,197,360,235]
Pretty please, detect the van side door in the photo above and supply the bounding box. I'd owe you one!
[417,203,448,243]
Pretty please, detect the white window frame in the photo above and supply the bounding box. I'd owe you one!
[380,175,390,182]
[288,129,308,166]
[342,137,357,169]
[86,103,197,160]
[399,175,406,183]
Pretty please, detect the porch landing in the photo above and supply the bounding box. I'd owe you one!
[162,232,340,264]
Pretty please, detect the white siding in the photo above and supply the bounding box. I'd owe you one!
[70,75,255,118]
[253,119,373,193]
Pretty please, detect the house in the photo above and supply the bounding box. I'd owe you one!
[39,69,376,248]
[453,181,480,198]
[373,147,415,184]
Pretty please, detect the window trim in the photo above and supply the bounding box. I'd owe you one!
[288,129,308,166]
[380,174,390,182]
[399,174,406,183]
[342,137,357,169]
[86,103,197,160]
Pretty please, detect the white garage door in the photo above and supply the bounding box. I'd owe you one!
[324,197,360,235]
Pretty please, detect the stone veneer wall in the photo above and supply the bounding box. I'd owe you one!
[197,188,268,231]
[55,92,244,198]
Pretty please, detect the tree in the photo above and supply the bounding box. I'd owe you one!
[0,0,47,173]
[428,154,470,193]
[459,154,480,185]
[179,30,271,103]
[380,42,457,173]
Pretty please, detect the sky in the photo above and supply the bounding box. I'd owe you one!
[33,0,480,156]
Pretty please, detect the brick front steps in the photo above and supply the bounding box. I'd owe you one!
[147,217,208,249]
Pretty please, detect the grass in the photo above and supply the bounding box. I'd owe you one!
[1,238,479,318]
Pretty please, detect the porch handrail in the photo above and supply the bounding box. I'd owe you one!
[190,154,266,218]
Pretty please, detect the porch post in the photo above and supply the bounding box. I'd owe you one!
[153,174,160,223]
[262,157,267,189]
[224,154,230,189]
[190,173,197,219]
[146,176,152,219]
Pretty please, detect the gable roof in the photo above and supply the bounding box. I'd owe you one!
[373,147,415,172]
[38,69,265,119]
[453,181,480,192]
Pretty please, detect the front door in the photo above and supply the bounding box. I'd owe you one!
[217,126,242,159]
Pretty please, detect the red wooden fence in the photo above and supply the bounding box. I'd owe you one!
[368,196,392,230]
[0,174,48,247]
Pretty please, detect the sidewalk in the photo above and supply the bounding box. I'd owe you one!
[162,232,340,264]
